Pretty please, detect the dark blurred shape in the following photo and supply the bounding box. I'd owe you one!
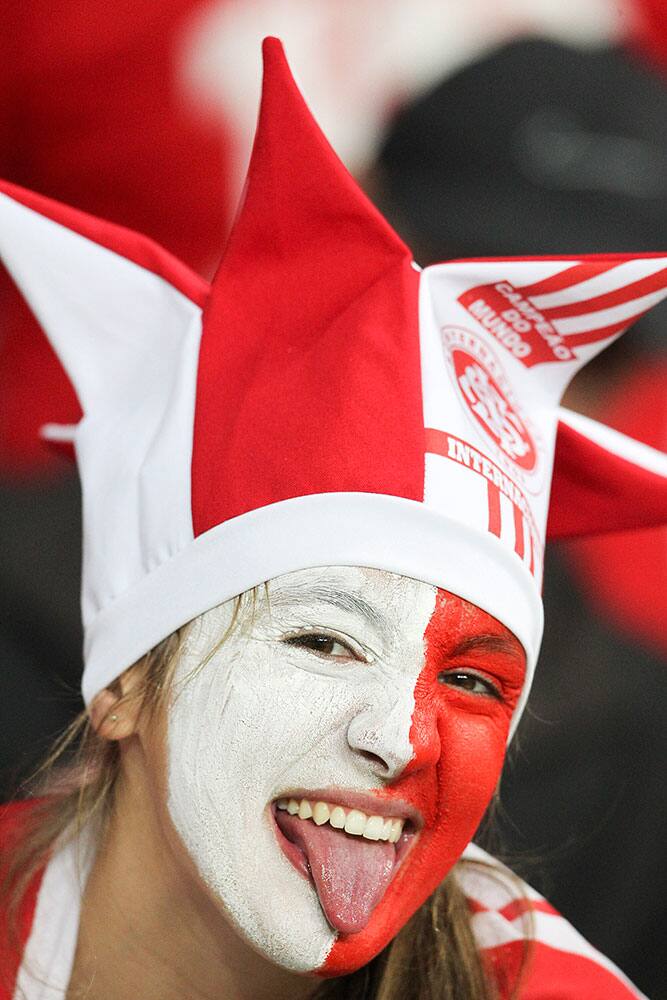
[499,546,667,996]
[0,475,83,799]
[378,39,667,261]
[377,38,666,998]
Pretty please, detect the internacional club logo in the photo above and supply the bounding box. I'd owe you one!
[441,327,539,476]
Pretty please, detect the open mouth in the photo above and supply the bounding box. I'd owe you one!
[271,793,420,935]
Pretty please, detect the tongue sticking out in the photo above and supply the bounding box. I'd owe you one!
[275,811,396,934]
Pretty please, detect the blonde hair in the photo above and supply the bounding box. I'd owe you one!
[1,593,530,1000]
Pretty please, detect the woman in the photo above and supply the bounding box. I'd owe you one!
[1,38,665,1000]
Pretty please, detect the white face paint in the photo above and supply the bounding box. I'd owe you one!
[166,566,438,972]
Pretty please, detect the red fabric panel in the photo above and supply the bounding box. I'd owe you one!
[485,939,642,1000]
[0,280,82,478]
[0,802,44,1000]
[566,363,667,656]
[547,418,667,539]
[191,40,424,534]
[625,0,667,74]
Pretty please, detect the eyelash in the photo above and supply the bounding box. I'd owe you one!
[282,631,365,661]
[283,632,503,700]
[437,670,502,700]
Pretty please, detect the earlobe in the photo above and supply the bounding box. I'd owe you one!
[89,687,140,741]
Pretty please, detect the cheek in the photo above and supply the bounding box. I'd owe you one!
[322,713,508,977]
[322,600,512,977]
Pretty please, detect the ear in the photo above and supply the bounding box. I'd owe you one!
[89,669,146,741]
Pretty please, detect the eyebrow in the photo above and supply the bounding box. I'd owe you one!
[268,584,392,635]
[450,634,525,659]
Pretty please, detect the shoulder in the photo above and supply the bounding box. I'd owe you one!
[0,801,45,1000]
[457,844,647,1000]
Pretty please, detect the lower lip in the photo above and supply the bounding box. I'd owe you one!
[269,804,419,886]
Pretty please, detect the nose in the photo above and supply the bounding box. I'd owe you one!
[346,682,441,782]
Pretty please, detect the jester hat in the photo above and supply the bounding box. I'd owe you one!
[1,39,666,728]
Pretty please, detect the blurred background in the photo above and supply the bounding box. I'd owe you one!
[1,1,665,996]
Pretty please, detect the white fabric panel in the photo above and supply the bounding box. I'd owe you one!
[423,453,488,528]
[80,491,542,738]
[14,833,94,1000]
[418,259,662,594]
[0,194,202,629]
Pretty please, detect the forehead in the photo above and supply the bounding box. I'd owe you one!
[189,565,520,656]
[265,566,515,650]
[267,566,437,638]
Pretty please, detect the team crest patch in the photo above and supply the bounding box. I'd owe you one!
[441,327,541,481]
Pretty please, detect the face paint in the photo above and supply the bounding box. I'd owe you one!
[166,567,525,975]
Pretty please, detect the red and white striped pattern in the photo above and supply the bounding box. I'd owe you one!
[460,845,647,1000]
[518,257,667,352]
[0,811,646,1000]
[424,429,543,582]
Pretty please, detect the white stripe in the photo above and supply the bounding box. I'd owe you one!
[558,407,667,478]
[14,833,94,1000]
[552,288,666,335]
[498,491,515,549]
[530,259,666,310]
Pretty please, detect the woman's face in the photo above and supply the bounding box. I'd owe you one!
[165,567,525,975]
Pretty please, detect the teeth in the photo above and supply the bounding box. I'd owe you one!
[363,815,385,841]
[298,799,313,820]
[276,796,406,843]
[389,819,403,843]
[329,806,346,829]
[344,810,366,835]
[312,801,330,826]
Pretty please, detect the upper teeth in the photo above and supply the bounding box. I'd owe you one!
[276,797,405,843]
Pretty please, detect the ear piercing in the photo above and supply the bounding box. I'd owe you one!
[109,714,119,722]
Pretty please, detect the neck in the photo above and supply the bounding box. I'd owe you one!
[67,738,319,1000]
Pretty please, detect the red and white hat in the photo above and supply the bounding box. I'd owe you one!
[1,39,666,725]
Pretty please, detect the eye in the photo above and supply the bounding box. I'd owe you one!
[437,670,502,700]
[282,631,362,661]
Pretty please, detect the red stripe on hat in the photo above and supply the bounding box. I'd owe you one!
[540,265,667,320]
[513,504,525,559]
[559,313,645,348]
[528,531,535,576]
[487,482,501,538]
[517,260,619,298]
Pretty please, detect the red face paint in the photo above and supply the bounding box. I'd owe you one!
[322,589,526,975]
